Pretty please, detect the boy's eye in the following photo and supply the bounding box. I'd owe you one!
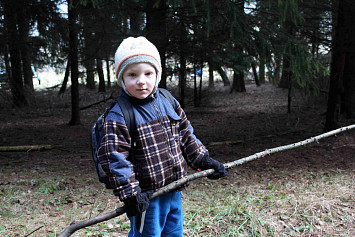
[128,73,136,77]
[146,72,155,76]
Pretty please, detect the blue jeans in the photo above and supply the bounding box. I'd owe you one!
[128,191,183,237]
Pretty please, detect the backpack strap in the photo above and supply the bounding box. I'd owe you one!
[102,99,119,125]
[116,96,135,140]
[101,96,135,140]
[158,88,177,110]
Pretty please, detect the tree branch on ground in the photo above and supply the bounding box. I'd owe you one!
[80,93,113,111]
[0,145,53,152]
[58,124,355,237]
[208,129,306,146]
[24,226,44,237]
[46,84,61,90]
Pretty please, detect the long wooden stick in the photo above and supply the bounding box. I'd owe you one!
[58,124,355,237]
[225,124,355,169]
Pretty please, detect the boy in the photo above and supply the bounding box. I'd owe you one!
[97,36,228,236]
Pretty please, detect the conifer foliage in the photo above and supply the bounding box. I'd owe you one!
[0,0,354,126]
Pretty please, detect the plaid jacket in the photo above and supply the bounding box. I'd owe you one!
[97,90,208,201]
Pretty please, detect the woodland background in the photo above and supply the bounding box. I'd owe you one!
[0,0,354,129]
[0,0,355,236]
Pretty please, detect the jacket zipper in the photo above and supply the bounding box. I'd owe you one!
[151,100,176,169]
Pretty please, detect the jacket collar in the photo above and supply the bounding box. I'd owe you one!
[120,90,158,105]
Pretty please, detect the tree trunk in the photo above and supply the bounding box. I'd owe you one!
[208,58,215,89]
[129,2,143,36]
[341,1,355,119]
[273,55,281,85]
[230,69,246,93]
[179,46,186,108]
[287,73,292,114]
[106,59,111,88]
[278,19,294,89]
[230,70,238,93]
[97,59,105,92]
[324,0,347,131]
[239,72,246,92]
[311,28,320,56]
[343,54,355,118]
[146,0,167,88]
[216,66,231,86]
[177,7,186,108]
[68,0,81,125]
[3,0,28,107]
[199,63,203,106]
[59,60,70,95]
[85,58,96,90]
[81,6,96,90]
[4,46,12,83]
[251,61,260,86]
[193,64,198,107]
[278,55,291,89]
[17,0,33,91]
[259,57,265,84]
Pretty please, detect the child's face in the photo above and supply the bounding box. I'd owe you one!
[122,63,156,99]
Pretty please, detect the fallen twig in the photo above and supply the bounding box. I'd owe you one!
[58,124,355,237]
[0,145,53,152]
[332,144,355,149]
[80,93,113,110]
[24,226,44,237]
[208,129,306,146]
[46,84,61,90]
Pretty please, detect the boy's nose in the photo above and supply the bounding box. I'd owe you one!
[136,75,146,85]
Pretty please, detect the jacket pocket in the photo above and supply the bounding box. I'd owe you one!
[166,113,181,143]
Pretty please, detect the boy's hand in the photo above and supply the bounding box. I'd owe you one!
[124,189,154,217]
[200,155,229,180]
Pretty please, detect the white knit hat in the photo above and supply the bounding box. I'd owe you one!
[114,36,161,96]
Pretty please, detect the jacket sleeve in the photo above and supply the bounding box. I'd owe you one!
[175,101,208,169]
[97,119,140,201]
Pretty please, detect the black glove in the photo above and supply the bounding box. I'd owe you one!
[124,189,154,217]
[200,154,229,180]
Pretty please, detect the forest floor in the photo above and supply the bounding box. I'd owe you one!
[0,82,354,237]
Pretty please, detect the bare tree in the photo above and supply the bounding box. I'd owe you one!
[68,0,81,125]
[325,0,355,131]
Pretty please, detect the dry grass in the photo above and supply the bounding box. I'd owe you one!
[2,162,353,236]
[183,167,354,237]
